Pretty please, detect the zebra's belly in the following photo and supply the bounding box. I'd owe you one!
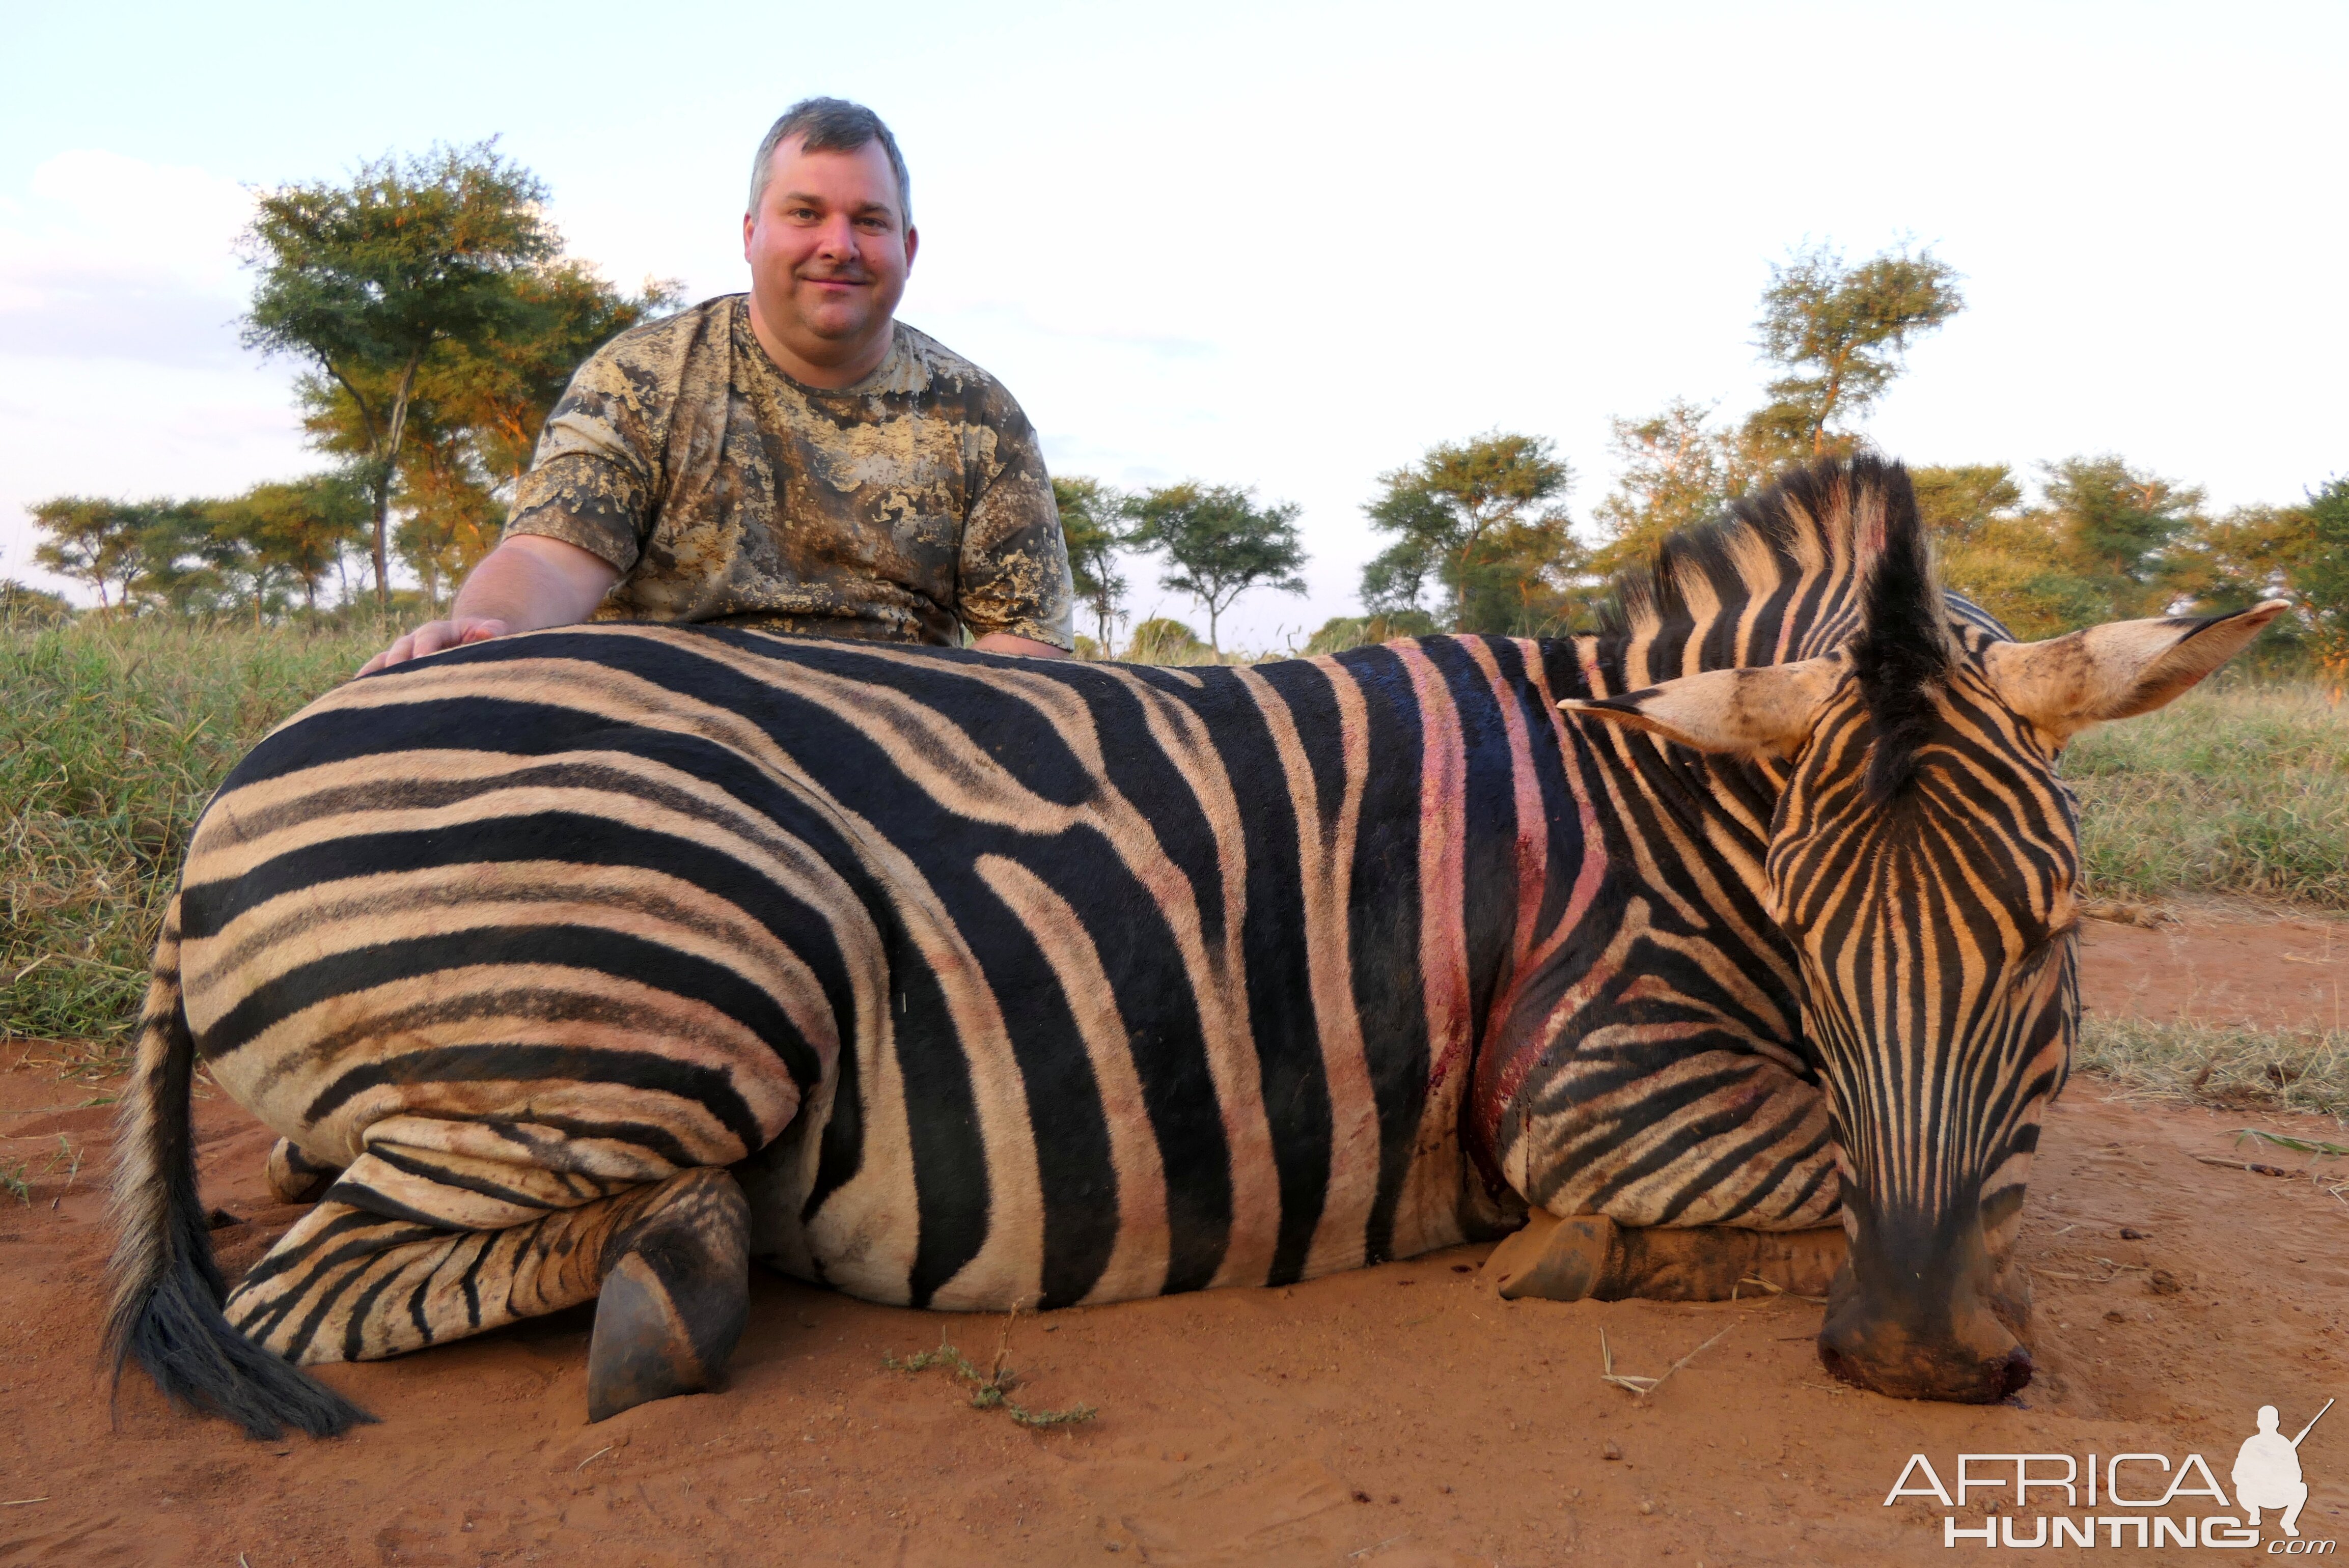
[732,1062,1514,1311]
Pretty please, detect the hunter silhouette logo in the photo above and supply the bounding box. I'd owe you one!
[2237,1399,2331,1538]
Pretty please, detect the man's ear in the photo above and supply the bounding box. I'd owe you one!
[1981,599,2291,742]
[1559,656,1845,759]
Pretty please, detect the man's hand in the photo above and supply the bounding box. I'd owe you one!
[972,632,1071,659]
[358,618,512,676]
[356,533,621,677]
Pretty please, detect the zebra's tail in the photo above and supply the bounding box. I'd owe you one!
[103,897,373,1439]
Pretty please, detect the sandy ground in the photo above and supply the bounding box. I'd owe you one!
[2,913,2345,1566]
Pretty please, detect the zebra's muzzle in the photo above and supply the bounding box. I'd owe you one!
[1813,1227,2036,1404]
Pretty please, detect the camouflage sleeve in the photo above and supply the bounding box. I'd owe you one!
[503,344,662,574]
[956,405,1074,649]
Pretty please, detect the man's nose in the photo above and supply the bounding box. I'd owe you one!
[812,215,861,262]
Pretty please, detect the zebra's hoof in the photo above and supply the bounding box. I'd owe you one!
[263,1138,343,1205]
[1489,1212,1615,1301]
[585,1169,750,1423]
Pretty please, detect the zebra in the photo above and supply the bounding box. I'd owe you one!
[108,456,2286,1436]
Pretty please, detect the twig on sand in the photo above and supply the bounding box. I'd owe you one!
[2031,1259,2150,1285]
[991,1300,1020,1386]
[2195,1154,2298,1178]
[1346,1532,1410,1559]
[0,1498,49,1507]
[1730,1274,1826,1305]
[1599,1324,1735,1402]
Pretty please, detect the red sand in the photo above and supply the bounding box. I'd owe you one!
[1,914,2342,1565]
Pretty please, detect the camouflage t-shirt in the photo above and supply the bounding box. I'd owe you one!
[504,294,1073,649]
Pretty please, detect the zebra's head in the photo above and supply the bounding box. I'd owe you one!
[1564,469,2288,1403]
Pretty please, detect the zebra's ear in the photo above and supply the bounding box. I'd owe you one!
[1982,599,2292,741]
[1558,656,1845,760]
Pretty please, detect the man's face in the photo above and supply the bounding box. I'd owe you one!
[742,135,917,366]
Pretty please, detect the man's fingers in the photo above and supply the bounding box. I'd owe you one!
[358,618,508,679]
[358,629,428,677]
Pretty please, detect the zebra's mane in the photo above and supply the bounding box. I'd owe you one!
[1598,454,1954,799]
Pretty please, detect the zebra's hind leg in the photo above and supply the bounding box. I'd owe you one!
[1488,1212,1847,1302]
[586,1168,749,1422]
[223,1139,750,1420]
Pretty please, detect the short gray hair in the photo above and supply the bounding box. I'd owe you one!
[748,98,911,226]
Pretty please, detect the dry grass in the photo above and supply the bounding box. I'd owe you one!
[2074,1013,2349,1119]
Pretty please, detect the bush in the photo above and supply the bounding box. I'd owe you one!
[1302,611,1441,655]
[1124,617,1212,664]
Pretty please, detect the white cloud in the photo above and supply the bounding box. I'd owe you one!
[0,150,256,368]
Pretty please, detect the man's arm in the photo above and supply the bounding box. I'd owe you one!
[357,533,621,675]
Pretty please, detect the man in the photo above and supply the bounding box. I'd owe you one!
[361,97,1071,674]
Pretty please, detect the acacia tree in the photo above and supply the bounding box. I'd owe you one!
[2039,454,2204,619]
[1124,482,1307,655]
[393,427,506,614]
[242,143,557,609]
[1747,242,1964,459]
[1361,432,1573,633]
[423,261,677,491]
[29,497,146,609]
[214,474,371,615]
[1588,400,1740,574]
[2298,479,2349,676]
[1052,475,1127,652]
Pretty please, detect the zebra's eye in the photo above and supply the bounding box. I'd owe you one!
[2010,920,2077,988]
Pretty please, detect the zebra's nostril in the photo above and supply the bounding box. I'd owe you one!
[1998,1343,2035,1399]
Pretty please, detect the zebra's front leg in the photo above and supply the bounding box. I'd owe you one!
[1488,1212,1846,1302]
[224,1139,749,1421]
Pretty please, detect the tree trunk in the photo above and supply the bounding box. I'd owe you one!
[372,352,424,612]
[1811,359,1847,455]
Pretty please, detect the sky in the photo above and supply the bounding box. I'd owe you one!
[2,1,2342,648]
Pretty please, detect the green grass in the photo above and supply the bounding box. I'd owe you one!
[2066,680,2349,909]
[2076,1014,2349,1120]
[883,1338,1098,1429]
[2,617,379,1050]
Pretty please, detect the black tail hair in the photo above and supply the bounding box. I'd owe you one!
[103,899,373,1440]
